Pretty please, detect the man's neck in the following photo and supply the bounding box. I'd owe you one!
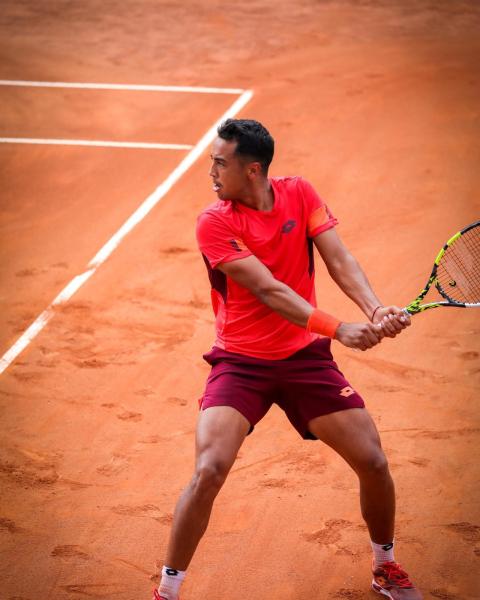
[236,179,274,211]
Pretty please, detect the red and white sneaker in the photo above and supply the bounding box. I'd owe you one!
[372,561,423,599]
[152,590,179,600]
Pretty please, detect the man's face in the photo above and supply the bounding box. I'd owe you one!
[209,137,251,201]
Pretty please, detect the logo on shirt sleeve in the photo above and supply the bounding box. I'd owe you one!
[229,239,246,252]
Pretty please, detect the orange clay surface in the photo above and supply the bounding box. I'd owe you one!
[1,2,479,599]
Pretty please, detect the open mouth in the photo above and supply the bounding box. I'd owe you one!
[213,183,221,192]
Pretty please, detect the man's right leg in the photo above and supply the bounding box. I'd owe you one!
[158,405,250,598]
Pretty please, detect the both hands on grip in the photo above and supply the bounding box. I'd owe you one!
[334,306,411,352]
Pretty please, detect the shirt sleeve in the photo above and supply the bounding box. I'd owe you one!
[299,178,338,237]
[196,211,252,268]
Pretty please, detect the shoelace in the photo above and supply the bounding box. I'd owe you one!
[379,561,413,588]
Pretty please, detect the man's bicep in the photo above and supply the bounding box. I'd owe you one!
[313,227,351,268]
[217,255,275,295]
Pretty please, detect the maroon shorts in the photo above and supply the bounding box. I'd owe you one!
[200,338,365,440]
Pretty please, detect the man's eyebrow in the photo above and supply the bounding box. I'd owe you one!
[211,154,227,163]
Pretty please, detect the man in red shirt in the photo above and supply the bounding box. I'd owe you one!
[153,119,421,600]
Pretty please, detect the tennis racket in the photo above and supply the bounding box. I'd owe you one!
[404,220,480,315]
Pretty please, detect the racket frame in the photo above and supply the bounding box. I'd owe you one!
[404,220,480,315]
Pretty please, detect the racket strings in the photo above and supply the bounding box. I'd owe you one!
[437,226,480,304]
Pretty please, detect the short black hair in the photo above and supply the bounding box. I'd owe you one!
[217,119,274,174]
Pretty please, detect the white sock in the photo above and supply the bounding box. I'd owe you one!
[158,566,186,600]
[371,540,395,568]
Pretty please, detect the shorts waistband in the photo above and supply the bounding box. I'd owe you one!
[203,337,335,367]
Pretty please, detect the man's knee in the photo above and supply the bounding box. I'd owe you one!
[191,460,230,499]
[355,447,390,477]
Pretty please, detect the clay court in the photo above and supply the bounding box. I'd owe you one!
[1,1,479,598]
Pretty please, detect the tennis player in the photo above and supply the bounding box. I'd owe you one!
[153,119,421,600]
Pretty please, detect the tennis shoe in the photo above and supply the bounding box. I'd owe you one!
[152,590,179,600]
[372,561,422,599]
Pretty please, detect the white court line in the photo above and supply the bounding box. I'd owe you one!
[0,80,245,94]
[0,89,254,375]
[0,138,193,150]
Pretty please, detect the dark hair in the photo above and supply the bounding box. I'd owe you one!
[217,119,274,173]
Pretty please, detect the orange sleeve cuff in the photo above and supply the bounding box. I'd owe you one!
[308,206,329,234]
[306,309,341,338]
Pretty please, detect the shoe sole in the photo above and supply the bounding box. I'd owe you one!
[372,579,394,599]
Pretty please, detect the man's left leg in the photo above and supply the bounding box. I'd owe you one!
[309,407,394,543]
[308,407,423,599]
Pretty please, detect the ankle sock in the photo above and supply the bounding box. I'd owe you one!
[371,540,395,568]
[158,566,186,600]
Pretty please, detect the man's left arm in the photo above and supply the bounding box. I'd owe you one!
[313,228,410,337]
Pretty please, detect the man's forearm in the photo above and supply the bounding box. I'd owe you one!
[255,280,314,327]
[255,277,384,349]
[326,253,381,319]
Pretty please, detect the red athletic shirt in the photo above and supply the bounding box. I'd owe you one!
[196,176,338,359]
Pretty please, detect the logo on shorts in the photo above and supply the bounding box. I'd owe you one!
[281,219,296,234]
[340,386,355,397]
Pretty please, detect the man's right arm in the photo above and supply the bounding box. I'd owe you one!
[217,255,385,351]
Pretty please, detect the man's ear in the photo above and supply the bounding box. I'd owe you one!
[247,161,263,178]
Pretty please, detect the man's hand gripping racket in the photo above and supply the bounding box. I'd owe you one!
[404,220,480,315]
